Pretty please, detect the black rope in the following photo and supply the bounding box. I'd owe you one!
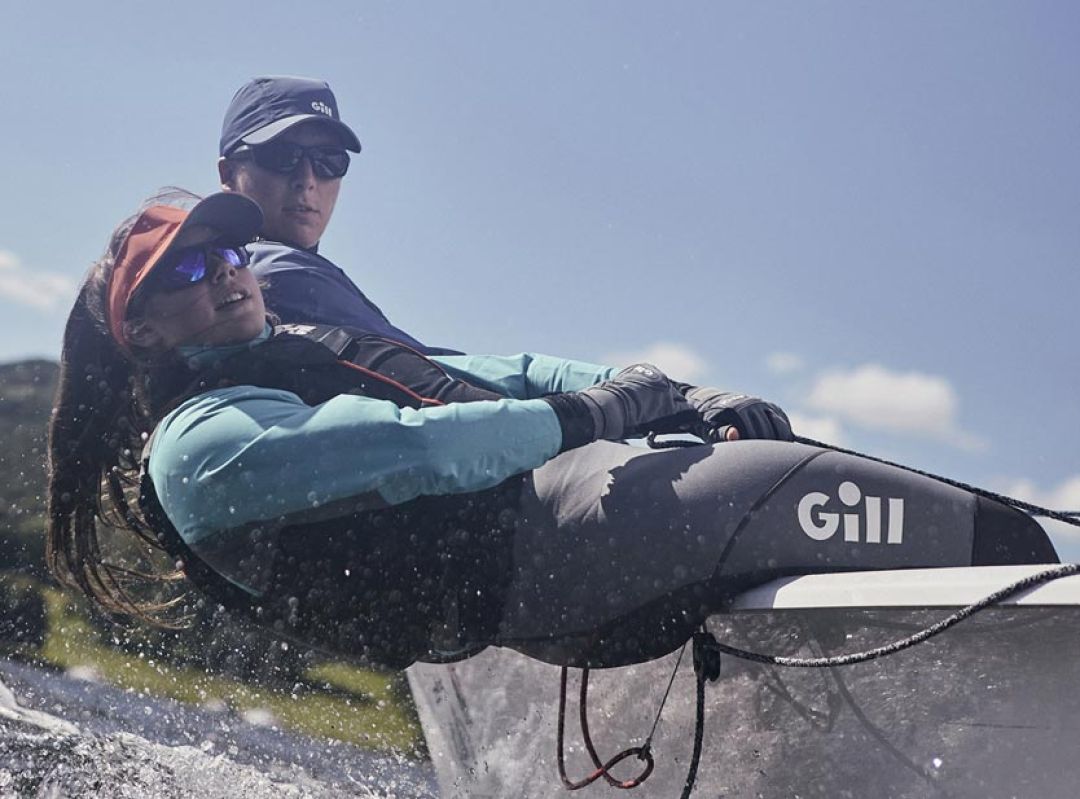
[556,642,689,791]
[680,632,722,799]
[623,431,1080,797]
[645,431,698,450]
[713,562,1079,667]
[644,431,1080,527]
[792,435,1080,528]
[643,639,689,746]
[673,564,1080,797]
[557,667,655,790]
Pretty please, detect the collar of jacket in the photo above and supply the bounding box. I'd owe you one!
[177,322,273,369]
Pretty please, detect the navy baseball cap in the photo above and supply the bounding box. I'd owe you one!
[219,76,362,157]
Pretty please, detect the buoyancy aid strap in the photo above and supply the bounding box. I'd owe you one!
[279,324,358,358]
[337,360,445,407]
[263,323,505,408]
[169,323,502,412]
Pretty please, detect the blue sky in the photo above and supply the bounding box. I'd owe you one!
[2,2,1078,555]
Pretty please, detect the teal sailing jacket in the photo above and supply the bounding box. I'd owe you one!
[148,340,615,548]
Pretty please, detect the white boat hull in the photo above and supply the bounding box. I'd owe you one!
[408,565,1080,798]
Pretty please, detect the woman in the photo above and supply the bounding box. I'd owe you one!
[46,190,1056,670]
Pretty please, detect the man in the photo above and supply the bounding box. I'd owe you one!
[218,75,446,353]
[217,75,792,442]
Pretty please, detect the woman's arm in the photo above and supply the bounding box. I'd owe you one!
[148,385,562,544]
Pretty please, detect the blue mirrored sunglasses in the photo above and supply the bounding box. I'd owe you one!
[152,246,250,292]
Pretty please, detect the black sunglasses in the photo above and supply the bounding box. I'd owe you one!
[230,141,351,179]
[149,246,251,293]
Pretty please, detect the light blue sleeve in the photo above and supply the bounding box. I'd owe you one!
[431,353,617,399]
[148,385,563,545]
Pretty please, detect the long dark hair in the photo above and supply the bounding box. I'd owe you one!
[46,190,211,623]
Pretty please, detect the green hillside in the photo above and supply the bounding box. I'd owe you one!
[0,359,57,576]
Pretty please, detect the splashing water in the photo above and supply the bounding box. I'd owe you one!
[0,659,437,798]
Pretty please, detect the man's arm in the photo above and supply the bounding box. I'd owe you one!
[435,353,795,441]
[432,353,617,398]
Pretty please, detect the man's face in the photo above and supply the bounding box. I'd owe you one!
[220,122,343,249]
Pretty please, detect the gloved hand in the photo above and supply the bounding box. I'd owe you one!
[541,364,696,451]
[680,386,793,442]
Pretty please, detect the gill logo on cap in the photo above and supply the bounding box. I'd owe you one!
[311,100,333,117]
[797,481,905,544]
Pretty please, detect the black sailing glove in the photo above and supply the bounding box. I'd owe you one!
[541,364,697,452]
[680,385,794,443]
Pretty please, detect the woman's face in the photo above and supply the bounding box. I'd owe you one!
[128,234,266,350]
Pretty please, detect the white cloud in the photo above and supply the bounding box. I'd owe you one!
[601,341,708,382]
[806,363,985,451]
[766,351,804,374]
[1002,475,1080,543]
[786,411,846,446]
[0,250,75,311]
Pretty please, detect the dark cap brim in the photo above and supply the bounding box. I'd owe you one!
[177,192,264,247]
[149,193,264,282]
[240,114,362,152]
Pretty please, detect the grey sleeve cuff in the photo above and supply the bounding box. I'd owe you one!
[540,394,597,453]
